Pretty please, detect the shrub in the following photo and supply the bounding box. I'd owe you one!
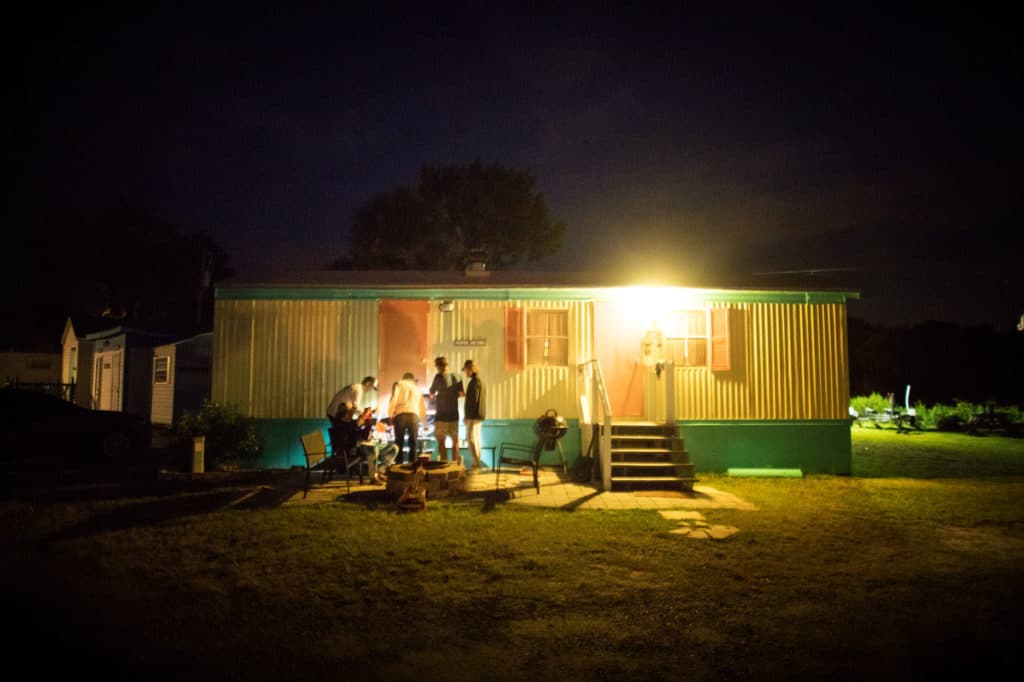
[850,392,892,416]
[172,401,263,470]
[853,396,1024,432]
[912,401,934,429]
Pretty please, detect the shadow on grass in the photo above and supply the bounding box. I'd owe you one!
[3,472,313,550]
[337,488,393,510]
[0,466,307,506]
[560,489,603,511]
[14,488,247,550]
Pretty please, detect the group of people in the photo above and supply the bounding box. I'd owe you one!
[326,357,486,484]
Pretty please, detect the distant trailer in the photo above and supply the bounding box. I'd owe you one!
[151,332,214,427]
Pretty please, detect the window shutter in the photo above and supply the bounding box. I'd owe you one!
[505,306,524,371]
[709,308,731,371]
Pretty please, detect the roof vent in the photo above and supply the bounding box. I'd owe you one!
[464,249,490,278]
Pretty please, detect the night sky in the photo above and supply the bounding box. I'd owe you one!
[10,5,1021,328]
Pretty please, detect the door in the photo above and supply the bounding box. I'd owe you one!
[378,300,429,408]
[93,350,123,411]
[593,300,645,418]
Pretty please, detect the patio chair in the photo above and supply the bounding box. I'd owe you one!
[494,410,571,495]
[327,424,366,492]
[299,430,334,498]
[493,438,567,495]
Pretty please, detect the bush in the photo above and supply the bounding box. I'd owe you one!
[850,392,892,416]
[172,401,263,470]
[852,396,1024,432]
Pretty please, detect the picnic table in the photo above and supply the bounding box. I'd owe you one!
[849,405,919,433]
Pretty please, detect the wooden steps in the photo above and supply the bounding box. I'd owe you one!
[609,422,697,492]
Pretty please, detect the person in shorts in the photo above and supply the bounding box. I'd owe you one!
[429,356,463,462]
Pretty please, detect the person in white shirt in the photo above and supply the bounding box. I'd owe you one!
[389,372,426,466]
[326,376,377,479]
[327,376,377,425]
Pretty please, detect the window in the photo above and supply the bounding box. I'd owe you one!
[665,310,708,367]
[663,308,731,370]
[153,356,170,384]
[526,310,569,366]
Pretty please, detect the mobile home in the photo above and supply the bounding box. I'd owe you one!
[212,271,857,485]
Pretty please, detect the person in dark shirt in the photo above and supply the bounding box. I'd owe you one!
[462,359,485,470]
[429,357,463,462]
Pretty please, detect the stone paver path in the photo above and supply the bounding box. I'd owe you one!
[660,510,741,540]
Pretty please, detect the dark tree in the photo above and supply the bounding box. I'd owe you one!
[1,203,232,350]
[333,160,565,270]
[848,317,1024,406]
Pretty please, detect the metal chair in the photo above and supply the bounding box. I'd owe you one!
[299,430,334,497]
[494,409,569,494]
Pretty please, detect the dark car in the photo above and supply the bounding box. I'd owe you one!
[0,388,152,460]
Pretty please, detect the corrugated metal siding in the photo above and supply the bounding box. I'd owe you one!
[212,299,378,418]
[673,303,849,420]
[213,294,849,422]
[151,344,176,425]
[428,299,591,419]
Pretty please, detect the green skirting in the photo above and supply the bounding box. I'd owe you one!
[677,420,852,475]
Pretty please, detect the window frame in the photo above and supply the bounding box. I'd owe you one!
[524,308,570,368]
[665,309,710,368]
[663,307,731,371]
[153,355,171,384]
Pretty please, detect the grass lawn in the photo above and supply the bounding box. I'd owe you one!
[2,430,1023,681]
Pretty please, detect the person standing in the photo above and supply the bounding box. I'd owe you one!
[462,359,485,470]
[389,372,426,466]
[429,357,463,463]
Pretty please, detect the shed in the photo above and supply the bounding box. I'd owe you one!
[72,324,175,417]
[61,316,117,407]
[212,271,859,484]
[151,332,214,426]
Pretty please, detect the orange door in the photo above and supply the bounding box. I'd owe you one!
[378,300,430,400]
[594,300,644,417]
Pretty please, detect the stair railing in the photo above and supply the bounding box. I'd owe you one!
[577,359,613,490]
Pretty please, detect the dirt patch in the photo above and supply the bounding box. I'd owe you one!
[938,525,1024,555]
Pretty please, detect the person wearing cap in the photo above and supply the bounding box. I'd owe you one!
[461,359,485,470]
[429,357,464,462]
[389,372,427,466]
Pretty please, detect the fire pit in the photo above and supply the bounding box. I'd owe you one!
[385,460,466,500]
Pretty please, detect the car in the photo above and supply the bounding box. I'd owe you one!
[0,388,152,460]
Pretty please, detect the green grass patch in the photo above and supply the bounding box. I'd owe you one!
[2,431,1023,679]
[852,428,1024,478]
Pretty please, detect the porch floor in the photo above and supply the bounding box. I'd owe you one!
[287,468,755,511]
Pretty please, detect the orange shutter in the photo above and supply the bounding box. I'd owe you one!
[505,306,524,371]
[709,308,731,371]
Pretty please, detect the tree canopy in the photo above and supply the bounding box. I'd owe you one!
[2,204,232,350]
[332,161,565,270]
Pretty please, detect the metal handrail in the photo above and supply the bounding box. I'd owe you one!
[577,359,612,490]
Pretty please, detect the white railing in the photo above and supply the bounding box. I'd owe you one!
[577,359,613,490]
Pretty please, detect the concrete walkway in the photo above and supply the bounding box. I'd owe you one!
[287,468,756,512]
